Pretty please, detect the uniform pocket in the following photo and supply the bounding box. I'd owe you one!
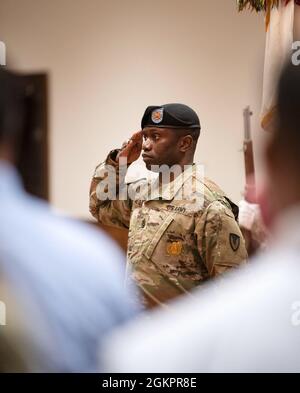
[143,215,175,260]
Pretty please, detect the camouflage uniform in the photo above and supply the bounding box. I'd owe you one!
[90,149,247,308]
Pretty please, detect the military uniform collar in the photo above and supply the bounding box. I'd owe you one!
[146,164,196,202]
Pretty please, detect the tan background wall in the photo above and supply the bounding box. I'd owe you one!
[0,0,266,218]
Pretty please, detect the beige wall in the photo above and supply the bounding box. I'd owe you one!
[0,0,266,218]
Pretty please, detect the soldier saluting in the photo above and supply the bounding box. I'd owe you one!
[89,103,247,308]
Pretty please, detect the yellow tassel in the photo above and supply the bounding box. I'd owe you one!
[265,1,272,31]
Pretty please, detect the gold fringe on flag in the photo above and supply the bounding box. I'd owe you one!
[237,1,291,13]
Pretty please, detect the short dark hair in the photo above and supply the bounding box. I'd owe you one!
[0,69,25,146]
[274,62,300,162]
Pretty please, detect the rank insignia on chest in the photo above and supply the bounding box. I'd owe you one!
[167,241,183,256]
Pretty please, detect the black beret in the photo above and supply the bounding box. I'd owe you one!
[141,103,201,130]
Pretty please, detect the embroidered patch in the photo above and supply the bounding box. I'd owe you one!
[151,108,163,124]
[229,233,240,252]
[167,241,183,256]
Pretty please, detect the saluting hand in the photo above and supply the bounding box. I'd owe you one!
[117,131,143,164]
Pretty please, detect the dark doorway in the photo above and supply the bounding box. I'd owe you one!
[16,73,49,201]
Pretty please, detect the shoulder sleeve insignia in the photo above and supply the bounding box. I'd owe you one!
[229,233,240,252]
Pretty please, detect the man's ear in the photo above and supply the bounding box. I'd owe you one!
[179,135,193,152]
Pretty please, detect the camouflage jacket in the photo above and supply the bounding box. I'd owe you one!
[89,150,247,308]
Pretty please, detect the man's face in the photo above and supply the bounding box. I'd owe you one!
[142,127,182,171]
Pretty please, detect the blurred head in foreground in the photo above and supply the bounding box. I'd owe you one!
[261,62,300,227]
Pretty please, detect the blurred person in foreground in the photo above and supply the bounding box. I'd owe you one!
[103,62,300,373]
[0,69,138,372]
